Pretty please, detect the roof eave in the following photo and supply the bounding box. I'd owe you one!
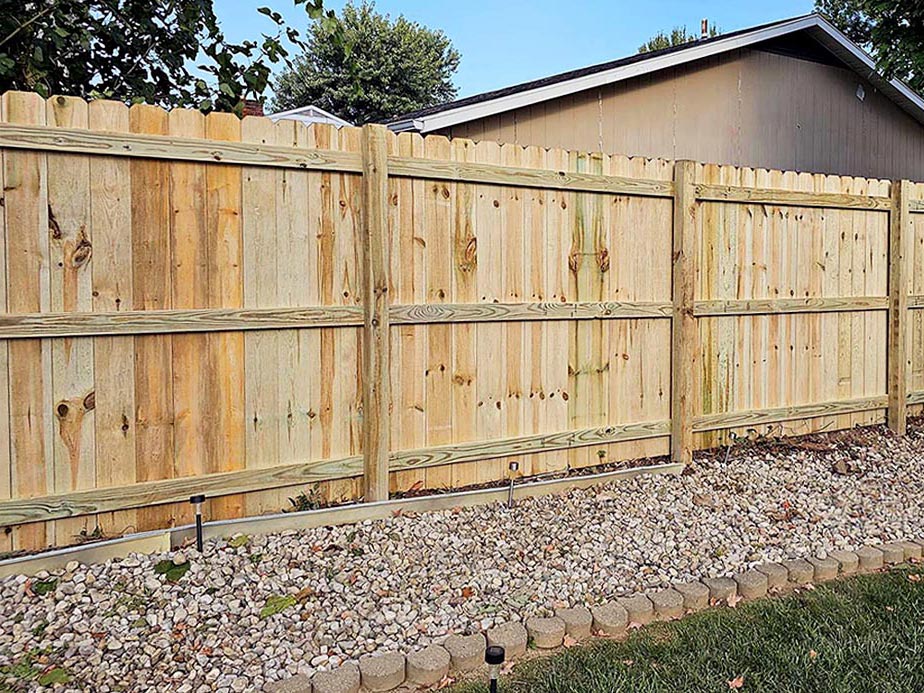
[396,14,924,133]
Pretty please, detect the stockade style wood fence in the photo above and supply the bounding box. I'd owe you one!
[1,90,923,552]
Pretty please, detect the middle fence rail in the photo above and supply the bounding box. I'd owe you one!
[0,90,922,552]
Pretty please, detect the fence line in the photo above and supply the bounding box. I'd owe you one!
[0,91,922,551]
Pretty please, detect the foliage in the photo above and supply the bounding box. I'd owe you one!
[817,0,924,93]
[227,534,251,548]
[0,0,339,115]
[272,1,459,124]
[638,25,719,54]
[37,668,71,685]
[260,594,297,618]
[153,558,190,583]
[31,578,57,596]
[452,566,924,692]
[285,484,325,513]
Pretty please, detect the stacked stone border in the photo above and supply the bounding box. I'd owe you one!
[264,539,924,693]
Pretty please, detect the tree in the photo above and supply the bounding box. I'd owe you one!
[0,0,339,115]
[817,0,924,93]
[272,2,460,125]
[639,24,719,54]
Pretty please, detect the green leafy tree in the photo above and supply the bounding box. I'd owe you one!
[817,0,924,93]
[272,2,460,124]
[639,24,719,54]
[0,0,339,114]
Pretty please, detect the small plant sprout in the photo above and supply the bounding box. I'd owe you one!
[189,494,206,553]
[507,461,520,509]
[485,644,505,693]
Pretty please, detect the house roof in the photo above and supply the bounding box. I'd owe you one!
[269,104,353,128]
[388,13,924,133]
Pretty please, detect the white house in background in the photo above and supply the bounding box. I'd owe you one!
[268,104,353,128]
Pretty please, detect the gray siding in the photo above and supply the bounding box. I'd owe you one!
[439,49,924,181]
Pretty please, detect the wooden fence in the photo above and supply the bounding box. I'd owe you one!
[1,90,923,552]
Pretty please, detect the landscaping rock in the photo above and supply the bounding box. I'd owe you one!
[359,652,405,692]
[443,633,485,672]
[733,570,768,601]
[617,594,654,625]
[857,546,885,573]
[807,556,839,582]
[830,550,859,575]
[590,602,628,635]
[878,543,906,565]
[755,562,789,591]
[406,645,450,686]
[264,674,313,693]
[702,577,737,603]
[312,664,360,693]
[673,581,710,611]
[781,559,814,584]
[555,606,593,640]
[649,588,684,620]
[486,621,527,659]
[526,617,566,649]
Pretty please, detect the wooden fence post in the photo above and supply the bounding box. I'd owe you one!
[671,160,697,464]
[887,179,910,435]
[360,124,391,501]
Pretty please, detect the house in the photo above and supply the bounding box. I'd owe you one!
[388,13,924,181]
[269,104,353,128]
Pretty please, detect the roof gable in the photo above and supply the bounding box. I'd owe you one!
[389,14,924,133]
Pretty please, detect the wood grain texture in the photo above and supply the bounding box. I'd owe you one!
[360,124,391,501]
[0,121,362,172]
[888,180,910,434]
[390,153,674,197]
[693,297,889,316]
[694,395,888,431]
[671,161,697,463]
[696,182,892,210]
[0,420,669,525]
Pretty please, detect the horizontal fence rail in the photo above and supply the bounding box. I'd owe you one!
[0,91,923,553]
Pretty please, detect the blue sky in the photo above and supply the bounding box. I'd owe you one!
[214,0,815,99]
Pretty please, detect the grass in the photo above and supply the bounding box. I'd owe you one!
[453,566,924,693]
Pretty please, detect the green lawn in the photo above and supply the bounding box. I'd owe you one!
[454,566,924,693]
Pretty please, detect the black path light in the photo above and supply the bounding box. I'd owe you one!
[189,494,206,553]
[507,461,519,509]
[485,644,505,693]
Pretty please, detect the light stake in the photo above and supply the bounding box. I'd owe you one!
[507,461,519,509]
[189,494,206,553]
[485,644,505,693]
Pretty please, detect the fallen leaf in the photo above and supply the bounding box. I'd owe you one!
[809,649,818,660]
[802,583,816,591]
[563,635,578,648]
[908,574,921,583]
[726,594,743,608]
[408,480,424,492]
[622,659,634,666]
[885,606,894,612]
[461,587,474,599]
[435,676,455,690]
[728,675,745,689]
[627,621,644,630]
[501,662,515,675]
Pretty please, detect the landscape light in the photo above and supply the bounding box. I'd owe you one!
[189,494,206,553]
[507,461,519,508]
[485,645,505,693]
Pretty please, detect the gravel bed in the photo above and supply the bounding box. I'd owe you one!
[1,422,923,691]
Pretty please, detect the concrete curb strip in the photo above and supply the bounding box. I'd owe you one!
[781,558,814,584]
[617,594,654,625]
[443,633,485,672]
[673,580,710,611]
[358,652,405,692]
[733,570,769,601]
[590,602,628,635]
[555,606,593,640]
[486,621,528,659]
[649,588,684,620]
[267,539,920,692]
[406,645,450,686]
